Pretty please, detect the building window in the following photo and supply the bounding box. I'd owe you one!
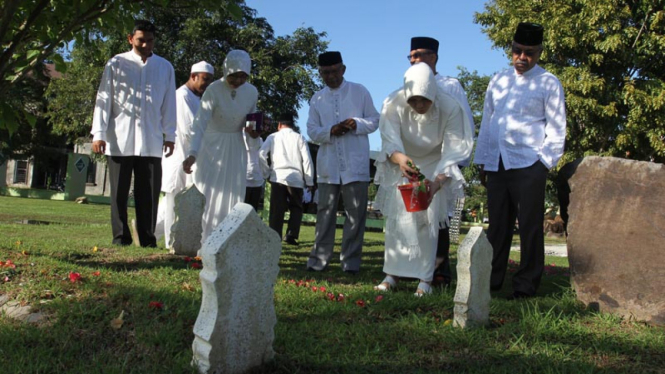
[14,160,28,184]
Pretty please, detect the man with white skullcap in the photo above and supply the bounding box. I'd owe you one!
[156,61,214,247]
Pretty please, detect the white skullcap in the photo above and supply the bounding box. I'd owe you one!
[403,62,437,102]
[191,61,214,74]
[223,50,251,77]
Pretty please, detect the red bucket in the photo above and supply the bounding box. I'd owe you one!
[398,182,430,212]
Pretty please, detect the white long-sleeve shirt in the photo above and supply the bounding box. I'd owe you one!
[306,79,380,185]
[259,127,314,188]
[161,85,198,192]
[91,50,176,157]
[435,74,475,167]
[474,65,566,171]
[244,132,264,188]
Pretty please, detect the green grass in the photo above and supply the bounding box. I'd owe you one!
[0,196,663,373]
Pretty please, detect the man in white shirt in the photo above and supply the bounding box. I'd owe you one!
[91,20,177,247]
[244,131,264,212]
[409,36,476,287]
[474,23,566,299]
[259,113,314,245]
[155,61,214,248]
[306,51,380,274]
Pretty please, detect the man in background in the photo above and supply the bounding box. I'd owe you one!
[306,51,380,274]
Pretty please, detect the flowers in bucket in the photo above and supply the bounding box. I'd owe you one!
[398,161,429,212]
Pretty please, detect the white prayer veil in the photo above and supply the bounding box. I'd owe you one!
[223,50,251,77]
[403,62,437,102]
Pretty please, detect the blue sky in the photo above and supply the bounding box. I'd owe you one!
[245,0,511,150]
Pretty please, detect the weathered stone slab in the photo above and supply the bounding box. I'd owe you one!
[171,185,206,256]
[568,156,665,326]
[453,227,492,328]
[192,202,282,374]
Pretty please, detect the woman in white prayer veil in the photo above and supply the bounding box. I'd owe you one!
[373,62,473,296]
[183,50,260,243]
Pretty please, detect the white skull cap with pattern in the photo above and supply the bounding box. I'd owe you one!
[403,62,436,102]
[223,50,251,77]
[191,61,214,74]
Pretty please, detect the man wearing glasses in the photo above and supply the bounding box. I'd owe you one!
[409,37,475,288]
[306,51,380,275]
[475,23,567,300]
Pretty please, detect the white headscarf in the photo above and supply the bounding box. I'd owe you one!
[223,50,251,77]
[403,62,437,101]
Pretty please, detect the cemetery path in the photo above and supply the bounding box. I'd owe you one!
[510,244,568,257]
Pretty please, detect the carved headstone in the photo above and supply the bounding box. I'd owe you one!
[171,185,206,256]
[453,227,492,328]
[192,203,282,374]
[568,156,665,326]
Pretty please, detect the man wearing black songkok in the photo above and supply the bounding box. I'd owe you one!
[475,23,567,300]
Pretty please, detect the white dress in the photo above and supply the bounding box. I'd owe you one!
[374,74,473,281]
[188,78,258,242]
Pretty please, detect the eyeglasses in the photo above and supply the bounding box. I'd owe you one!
[407,51,434,61]
[319,66,344,76]
[511,45,541,57]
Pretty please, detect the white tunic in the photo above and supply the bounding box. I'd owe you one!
[259,128,314,188]
[474,65,566,171]
[244,133,265,188]
[306,79,380,185]
[91,50,176,157]
[374,64,473,280]
[161,85,198,193]
[188,78,259,242]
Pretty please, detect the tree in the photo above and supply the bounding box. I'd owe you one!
[46,4,327,143]
[456,67,491,216]
[0,0,241,136]
[475,0,665,165]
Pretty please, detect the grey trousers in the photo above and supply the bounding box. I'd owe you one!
[307,181,368,272]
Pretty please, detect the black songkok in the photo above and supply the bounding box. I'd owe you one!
[513,22,544,46]
[410,37,439,53]
[318,51,343,66]
[276,112,295,124]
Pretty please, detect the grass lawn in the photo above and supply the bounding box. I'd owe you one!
[0,196,663,373]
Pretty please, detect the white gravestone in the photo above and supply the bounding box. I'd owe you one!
[171,185,206,256]
[192,203,282,374]
[453,227,492,328]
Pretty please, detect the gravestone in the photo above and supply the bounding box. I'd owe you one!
[171,185,206,256]
[567,156,665,326]
[192,203,282,374]
[453,227,492,328]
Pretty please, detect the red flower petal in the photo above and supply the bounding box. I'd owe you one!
[69,272,82,283]
[149,301,164,309]
[311,286,318,292]
[375,295,384,302]
[190,262,202,269]
[319,286,326,292]
[92,271,101,277]
[184,257,192,262]
[355,300,366,307]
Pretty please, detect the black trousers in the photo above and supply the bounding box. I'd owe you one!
[244,185,263,212]
[486,160,548,295]
[268,182,304,240]
[107,156,161,247]
[434,226,452,282]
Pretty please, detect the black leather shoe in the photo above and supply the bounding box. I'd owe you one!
[284,236,299,245]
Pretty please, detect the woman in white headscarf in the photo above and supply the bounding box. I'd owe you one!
[373,62,473,296]
[183,50,260,242]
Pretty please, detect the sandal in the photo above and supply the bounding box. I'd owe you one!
[374,275,397,291]
[414,282,432,297]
